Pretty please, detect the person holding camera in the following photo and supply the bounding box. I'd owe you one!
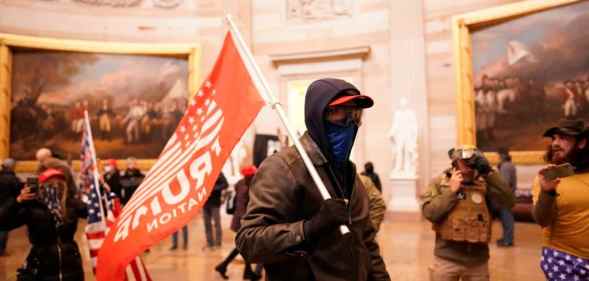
[421,145,514,281]
[532,119,589,281]
[0,168,87,281]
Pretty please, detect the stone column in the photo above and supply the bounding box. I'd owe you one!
[385,0,429,214]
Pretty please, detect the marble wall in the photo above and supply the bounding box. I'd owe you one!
[0,0,542,197]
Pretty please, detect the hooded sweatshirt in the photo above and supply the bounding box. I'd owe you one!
[304,78,361,199]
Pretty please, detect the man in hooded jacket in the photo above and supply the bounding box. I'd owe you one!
[236,78,390,281]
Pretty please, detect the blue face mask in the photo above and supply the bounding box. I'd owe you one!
[325,121,357,163]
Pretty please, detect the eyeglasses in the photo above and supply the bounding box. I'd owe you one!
[326,106,363,127]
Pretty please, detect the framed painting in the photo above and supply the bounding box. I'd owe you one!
[0,33,201,172]
[452,0,587,164]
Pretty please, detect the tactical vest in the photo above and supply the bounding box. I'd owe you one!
[434,178,492,243]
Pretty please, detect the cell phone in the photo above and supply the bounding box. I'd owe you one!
[26,177,39,193]
[541,163,575,181]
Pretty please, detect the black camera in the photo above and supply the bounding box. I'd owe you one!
[26,177,39,194]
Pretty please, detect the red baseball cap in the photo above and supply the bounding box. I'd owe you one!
[329,94,374,108]
[39,168,65,184]
[106,159,118,168]
[241,165,257,177]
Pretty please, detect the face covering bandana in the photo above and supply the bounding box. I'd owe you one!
[325,121,357,163]
[38,183,65,227]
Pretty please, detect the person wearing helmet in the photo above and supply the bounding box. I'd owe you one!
[0,168,87,281]
[421,145,514,281]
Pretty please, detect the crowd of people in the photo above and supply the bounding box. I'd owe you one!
[0,77,588,281]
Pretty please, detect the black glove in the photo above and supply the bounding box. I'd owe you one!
[303,199,348,241]
[473,154,492,175]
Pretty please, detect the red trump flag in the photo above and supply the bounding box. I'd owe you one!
[96,32,265,281]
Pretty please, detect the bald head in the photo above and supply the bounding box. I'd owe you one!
[36,148,52,162]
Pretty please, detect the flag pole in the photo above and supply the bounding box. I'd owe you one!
[225,15,350,235]
[84,110,107,224]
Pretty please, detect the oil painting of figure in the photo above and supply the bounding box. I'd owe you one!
[472,1,589,151]
[10,51,189,160]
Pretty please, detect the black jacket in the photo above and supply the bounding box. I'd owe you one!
[0,197,87,281]
[0,169,22,200]
[120,168,145,205]
[205,173,228,208]
[104,170,123,199]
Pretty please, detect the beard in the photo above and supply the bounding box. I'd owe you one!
[545,144,575,164]
[545,141,589,171]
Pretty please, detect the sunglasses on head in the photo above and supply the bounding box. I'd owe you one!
[326,106,363,127]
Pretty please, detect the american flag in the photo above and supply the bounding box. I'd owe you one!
[81,111,152,280]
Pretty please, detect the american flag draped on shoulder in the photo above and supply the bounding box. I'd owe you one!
[81,111,152,281]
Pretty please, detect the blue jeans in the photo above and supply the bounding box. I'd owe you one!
[171,225,189,249]
[0,231,7,255]
[499,207,514,244]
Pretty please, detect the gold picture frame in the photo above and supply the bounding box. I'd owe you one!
[452,0,582,165]
[0,33,201,172]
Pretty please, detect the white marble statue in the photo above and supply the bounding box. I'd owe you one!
[389,97,418,179]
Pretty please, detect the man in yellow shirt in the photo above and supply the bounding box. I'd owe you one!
[532,119,589,281]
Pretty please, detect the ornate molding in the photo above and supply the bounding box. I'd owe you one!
[72,0,142,7]
[32,0,184,9]
[287,0,353,22]
[270,46,370,66]
[152,0,182,9]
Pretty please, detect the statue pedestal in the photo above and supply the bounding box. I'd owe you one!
[387,176,419,212]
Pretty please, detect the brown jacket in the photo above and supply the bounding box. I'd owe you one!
[359,175,386,233]
[420,170,514,266]
[236,133,390,281]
